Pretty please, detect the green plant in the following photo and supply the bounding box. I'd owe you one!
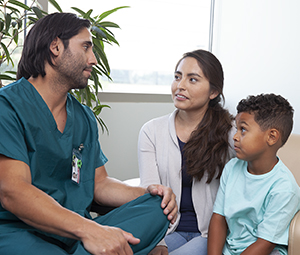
[0,0,127,133]
[0,0,42,83]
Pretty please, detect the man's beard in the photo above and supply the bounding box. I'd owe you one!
[56,48,90,90]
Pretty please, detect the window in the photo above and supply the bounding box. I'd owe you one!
[50,0,213,94]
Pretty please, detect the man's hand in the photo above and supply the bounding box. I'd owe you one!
[81,221,140,255]
[146,184,178,224]
[148,245,168,255]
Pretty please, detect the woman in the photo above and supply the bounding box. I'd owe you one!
[138,50,235,255]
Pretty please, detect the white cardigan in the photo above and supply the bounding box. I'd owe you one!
[138,109,235,237]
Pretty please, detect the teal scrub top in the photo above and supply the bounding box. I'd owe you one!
[0,78,108,232]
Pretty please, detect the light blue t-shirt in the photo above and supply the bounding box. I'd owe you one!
[213,157,300,255]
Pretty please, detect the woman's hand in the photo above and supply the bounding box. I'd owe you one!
[146,184,178,224]
[148,245,168,255]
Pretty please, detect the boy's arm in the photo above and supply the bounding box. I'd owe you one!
[241,238,276,255]
[208,213,228,255]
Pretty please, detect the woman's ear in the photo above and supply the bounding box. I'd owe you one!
[267,128,281,147]
[209,90,219,100]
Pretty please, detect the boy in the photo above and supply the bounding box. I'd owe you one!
[207,93,300,255]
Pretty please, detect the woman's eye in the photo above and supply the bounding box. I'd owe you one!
[174,75,180,80]
[190,78,197,83]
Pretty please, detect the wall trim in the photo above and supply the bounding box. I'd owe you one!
[98,92,173,103]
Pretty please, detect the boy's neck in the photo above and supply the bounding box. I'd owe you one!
[247,156,279,175]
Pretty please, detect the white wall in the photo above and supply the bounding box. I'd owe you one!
[213,0,300,134]
[98,94,174,180]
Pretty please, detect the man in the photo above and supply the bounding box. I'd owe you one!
[0,13,177,255]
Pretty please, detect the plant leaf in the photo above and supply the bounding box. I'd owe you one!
[16,18,22,29]
[13,28,18,44]
[0,42,13,65]
[92,43,110,73]
[70,7,86,17]
[32,6,44,19]
[4,13,11,33]
[7,0,31,11]
[83,9,93,19]
[0,20,4,32]
[97,6,129,22]
[27,16,38,23]
[3,5,20,13]
[91,25,107,39]
[99,21,120,29]
[48,0,63,12]
[0,74,16,80]
[4,70,17,75]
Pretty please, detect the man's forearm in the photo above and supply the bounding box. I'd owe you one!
[93,175,146,207]
[1,179,93,240]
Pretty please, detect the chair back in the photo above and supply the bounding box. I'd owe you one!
[279,133,300,255]
[278,133,300,186]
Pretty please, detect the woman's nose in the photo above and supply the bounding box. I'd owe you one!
[177,79,186,90]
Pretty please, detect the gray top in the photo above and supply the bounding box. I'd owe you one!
[138,109,235,237]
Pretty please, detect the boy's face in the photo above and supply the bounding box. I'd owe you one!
[233,112,270,162]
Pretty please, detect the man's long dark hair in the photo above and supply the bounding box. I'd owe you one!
[17,13,90,80]
[178,50,233,183]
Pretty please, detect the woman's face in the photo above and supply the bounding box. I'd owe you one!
[171,57,217,113]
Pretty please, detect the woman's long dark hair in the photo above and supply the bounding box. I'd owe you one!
[177,50,233,183]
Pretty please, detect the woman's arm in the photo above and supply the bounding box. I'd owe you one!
[207,213,228,255]
[138,124,162,187]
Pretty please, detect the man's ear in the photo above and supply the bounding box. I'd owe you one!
[50,37,63,57]
[267,128,281,147]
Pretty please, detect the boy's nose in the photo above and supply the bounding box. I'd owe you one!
[233,132,239,141]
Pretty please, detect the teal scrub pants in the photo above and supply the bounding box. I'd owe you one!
[0,194,169,255]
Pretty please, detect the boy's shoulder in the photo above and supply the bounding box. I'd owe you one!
[223,157,246,174]
[224,158,299,193]
[273,159,300,193]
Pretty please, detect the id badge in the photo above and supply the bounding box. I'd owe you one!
[72,144,84,184]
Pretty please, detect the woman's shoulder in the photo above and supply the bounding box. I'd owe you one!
[141,110,177,130]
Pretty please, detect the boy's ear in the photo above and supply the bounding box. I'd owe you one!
[267,128,281,146]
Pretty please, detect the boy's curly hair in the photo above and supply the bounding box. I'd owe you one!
[237,93,294,146]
